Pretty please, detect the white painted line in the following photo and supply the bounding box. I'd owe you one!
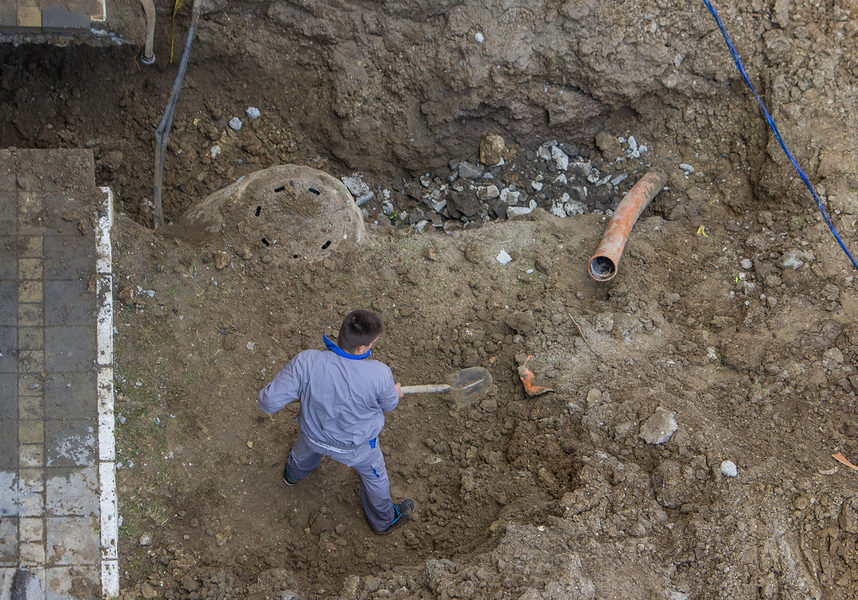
[96,186,119,598]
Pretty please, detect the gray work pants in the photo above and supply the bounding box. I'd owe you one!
[286,430,396,533]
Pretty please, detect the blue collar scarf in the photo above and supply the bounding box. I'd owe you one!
[323,333,370,360]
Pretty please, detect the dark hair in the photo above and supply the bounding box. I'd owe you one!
[338,310,385,352]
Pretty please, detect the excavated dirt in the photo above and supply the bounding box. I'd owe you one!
[3,1,858,599]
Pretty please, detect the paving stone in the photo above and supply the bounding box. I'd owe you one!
[18,349,45,374]
[17,6,42,28]
[0,423,16,467]
[0,517,18,565]
[45,279,96,326]
[0,332,15,374]
[46,516,99,565]
[0,250,13,280]
[18,303,43,327]
[19,517,44,542]
[19,491,45,517]
[18,280,42,303]
[19,421,44,444]
[19,444,44,468]
[46,565,100,600]
[45,420,96,467]
[0,281,16,325]
[18,374,41,397]
[44,236,94,280]
[42,6,90,30]
[18,396,44,420]
[0,568,16,596]
[18,327,43,351]
[0,373,15,415]
[20,235,43,258]
[45,372,97,419]
[45,327,95,372]
[45,467,98,517]
[0,2,16,28]
[41,195,88,235]
[18,469,44,494]
[18,258,43,280]
[19,541,46,566]
[0,470,18,516]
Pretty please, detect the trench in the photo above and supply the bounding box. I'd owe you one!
[1,2,796,596]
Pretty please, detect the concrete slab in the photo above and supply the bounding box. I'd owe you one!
[0,332,15,374]
[0,514,16,565]
[42,6,90,30]
[45,372,97,419]
[45,467,99,516]
[44,235,94,280]
[0,423,16,467]
[0,568,15,597]
[0,373,16,413]
[45,279,96,326]
[46,516,99,565]
[0,281,16,324]
[44,326,95,372]
[45,419,96,467]
[0,193,14,229]
[0,470,18,515]
[46,565,100,600]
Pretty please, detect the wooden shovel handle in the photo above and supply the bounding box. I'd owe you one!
[401,384,451,395]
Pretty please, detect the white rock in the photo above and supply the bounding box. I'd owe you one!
[639,407,678,445]
[531,181,544,192]
[500,188,520,204]
[551,145,569,171]
[507,204,534,218]
[382,200,395,216]
[474,32,485,43]
[720,460,738,477]
[564,200,586,216]
[210,145,221,159]
[537,140,557,161]
[342,175,375,206]
[246,107,261,119]
[496,250,512,264]
[679,163,695,176]
[229,117,243,131]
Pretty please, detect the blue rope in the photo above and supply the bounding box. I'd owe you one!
[701,0,858,270]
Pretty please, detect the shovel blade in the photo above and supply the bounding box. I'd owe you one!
[447,367,493,404]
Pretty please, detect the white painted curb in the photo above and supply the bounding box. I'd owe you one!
[96,187,119,599]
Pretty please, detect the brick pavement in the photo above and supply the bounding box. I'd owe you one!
[0,149,117,599]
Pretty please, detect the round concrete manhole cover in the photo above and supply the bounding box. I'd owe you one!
[180,164,365,264]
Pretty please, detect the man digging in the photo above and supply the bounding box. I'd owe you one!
[258,309,414,534]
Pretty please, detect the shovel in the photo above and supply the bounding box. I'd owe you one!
[401,367,493,406]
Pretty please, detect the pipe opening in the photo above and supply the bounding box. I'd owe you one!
[321,240,331,250]
[274,186,285,193]
[308,187,321,195]
[588,256,616,281]
[261,237,270,246]
[255,206,261,216]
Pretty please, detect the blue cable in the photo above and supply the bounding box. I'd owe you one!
[701,0,858,270]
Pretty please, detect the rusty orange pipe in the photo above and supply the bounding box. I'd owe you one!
[588,170,667,282]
